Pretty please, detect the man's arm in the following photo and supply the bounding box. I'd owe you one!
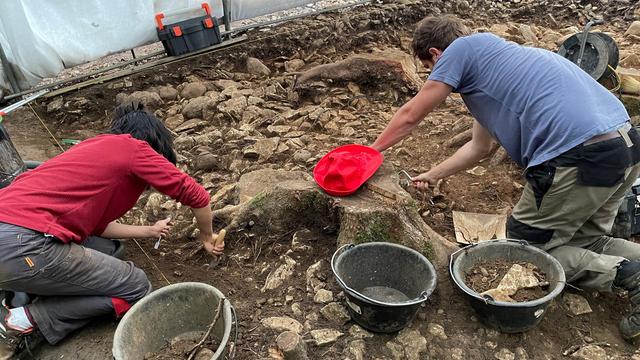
[412,120,495,189]
[371,80,453,152]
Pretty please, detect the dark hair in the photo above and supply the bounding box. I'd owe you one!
[411,15,470,60]
[110,102,177,164]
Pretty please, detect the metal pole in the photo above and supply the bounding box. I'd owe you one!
[0,42,21,94]
[130,49,136,59]
[222,0,232,37]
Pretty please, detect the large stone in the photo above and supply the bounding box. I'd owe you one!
[427,323,447,340]
[564,293,592,315]
[394,328,427,360]
[310,329,343,346]
[625,21,640,37]
[261,316,303,334]
[306,260,327,293]
[47,97,64,113]
[495,348,515,360]
[181,82,207,99]
[236,168,311,204]
[348,324,373,339]
[571,345,606,360]
[117,91,162,110]
[194,153,220,172]
[314,289,334,303]
[194,348,215,360]
[164,114,185,129]
[157,86,179,101]
[346,340,365,360]
[182,96,210,119]
[519,24,537,43]
[293,149,312,164]
[246,57,271,77]
[243,137,280,162]
[218,96,248,120]
[262,256,296,292]
[320,302,350,324]
[285,59,305,72]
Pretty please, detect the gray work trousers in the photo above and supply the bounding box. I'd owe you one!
[508,125,640,291]
[0,222,151,345]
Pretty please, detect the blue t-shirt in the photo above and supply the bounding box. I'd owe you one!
[429,33,629,168]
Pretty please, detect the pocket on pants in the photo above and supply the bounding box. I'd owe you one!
[577,138,630,187]
[524,164,556,210]
[0,232,42,284]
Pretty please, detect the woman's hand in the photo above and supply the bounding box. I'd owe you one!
[200,229,225,256]
[147,217,172,238]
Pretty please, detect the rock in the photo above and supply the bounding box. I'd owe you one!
[386,341,404,360]
[626,21,640,37]
[393,328,427,360]
[157,86,179,101]
[181,82,207,99]
[314,289,334,303]
[291,303,303,317]
[451,348,465,360]
[310,329,343,346]
[571,345,606,360]
[262,256,296,292]
[47,97,64,113]
[243,137,280,162]
[118,91,163,110]
[182,96,210,119]
[285,59,305,72]
[194,348,215,360]
[515,347,528,360]
[320,302,350,324]
[495,348,515,360]
[164,114,185,129]
[246,57,271,77]
[346,340,365,360]
[349,324,373,339]
[427,323,447,340]
[218,96,248,120]
[262,316,303,334]
[564,293,592,315]
[306,260,327,293]
[174,119,207,133]
[518,24,537,43]
[194,153,219,171]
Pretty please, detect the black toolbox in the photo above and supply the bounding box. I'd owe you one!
[155,3,221,56]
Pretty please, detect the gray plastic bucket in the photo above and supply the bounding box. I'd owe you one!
[331,242,437,333]
[113,282,234,360]
[450,239,565,333]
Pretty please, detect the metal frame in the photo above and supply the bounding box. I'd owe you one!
[3,0,372,102]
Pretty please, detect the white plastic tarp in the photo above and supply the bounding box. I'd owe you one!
[0,0,320,93]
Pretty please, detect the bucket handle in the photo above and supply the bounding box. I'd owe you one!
[331,243,430,306]
[228,303,239,359]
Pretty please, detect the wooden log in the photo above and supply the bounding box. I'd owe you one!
[294,49,423,91]
[276,331,308,360]
[445,128,472,148]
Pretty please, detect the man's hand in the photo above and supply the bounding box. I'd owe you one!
[411,172,440,190]
[200,230,225,256]
[147,217,172,238]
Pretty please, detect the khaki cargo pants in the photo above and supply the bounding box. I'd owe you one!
[507,124,640,292]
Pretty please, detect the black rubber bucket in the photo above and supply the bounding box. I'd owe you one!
[331,242,437,333]
[558,32,619,81]
[450,239,565,333]
[0,123,26,189]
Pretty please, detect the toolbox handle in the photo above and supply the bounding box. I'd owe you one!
[155,3,212,30]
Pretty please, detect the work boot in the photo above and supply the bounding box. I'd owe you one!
[615,260,640,340]
[0,301,43,359]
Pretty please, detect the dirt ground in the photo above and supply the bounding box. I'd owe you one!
[4,0,640,359]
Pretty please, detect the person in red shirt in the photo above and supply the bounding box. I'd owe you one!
[0,103,224,358]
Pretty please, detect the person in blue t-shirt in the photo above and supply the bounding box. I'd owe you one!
[372,15,640,340]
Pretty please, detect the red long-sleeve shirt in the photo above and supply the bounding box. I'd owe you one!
[0,134,210,243]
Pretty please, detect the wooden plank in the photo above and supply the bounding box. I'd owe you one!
[44,36,247,99]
